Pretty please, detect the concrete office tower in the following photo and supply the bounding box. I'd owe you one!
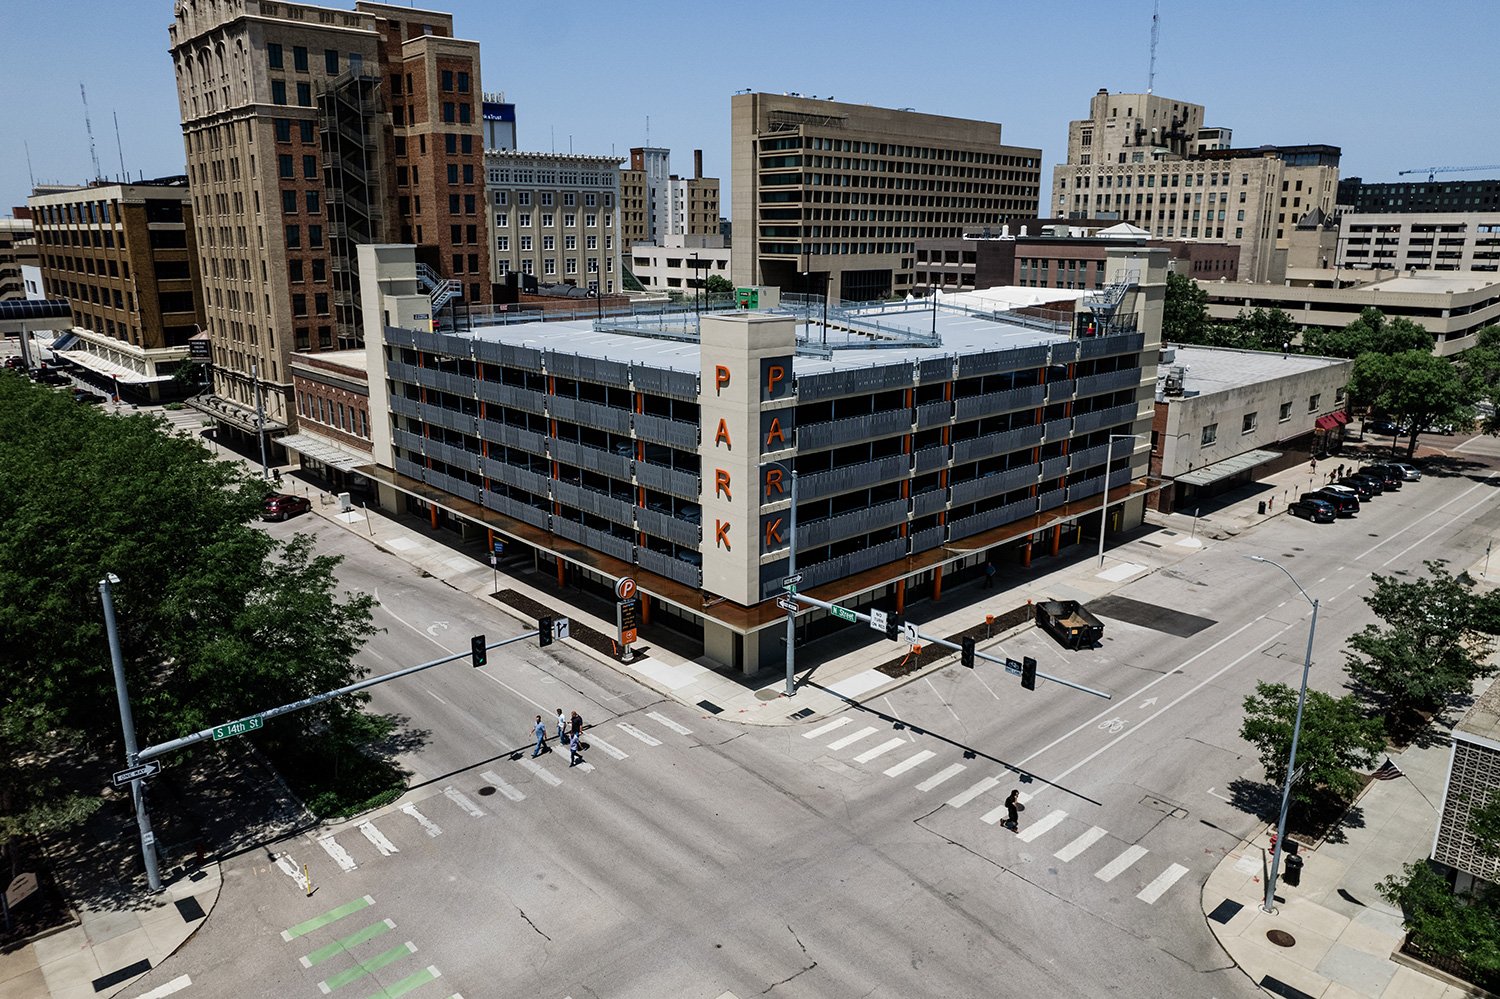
[620,147,720,253]
[27,178,207,400]
[1052,88,1340,283]
[732,93,1042,302]
[169,0,487,447]
[484,151,623,293]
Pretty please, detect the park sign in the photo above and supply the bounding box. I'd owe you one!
[212,716,264,741]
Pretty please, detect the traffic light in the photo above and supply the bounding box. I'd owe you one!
[885,615,900,641]
[1021,656,1037,691]
[961,636,976,668]
[538,615,553,647]
[471,634,487,668]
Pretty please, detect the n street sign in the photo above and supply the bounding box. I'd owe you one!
[111,760,162,787]
[776,596,798,612]
[830,605,858,623]
[212,716,264,741]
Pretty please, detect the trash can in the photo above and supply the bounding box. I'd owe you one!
[1283,854,1303,887]
[1258,501,1267,515]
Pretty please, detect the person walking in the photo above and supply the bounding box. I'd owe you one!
[531,715,548,757]
[570,710,583,740]
[568,729,583,767]
[1004,789,1021,831]
[983,562,996,590]
[556,708,567,743]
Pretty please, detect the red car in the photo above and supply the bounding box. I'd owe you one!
[262,493,311,521]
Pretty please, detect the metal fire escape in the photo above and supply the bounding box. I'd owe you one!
[319,72,385,348]
[416,263,464,327]
[1079,269,1139,337]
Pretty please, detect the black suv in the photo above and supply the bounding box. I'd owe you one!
[1289,497,1337,523]
[1308,487,1360,515]
[1361,464,1404,490]
[1338,476,1378,500]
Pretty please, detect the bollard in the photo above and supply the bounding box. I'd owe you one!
[303,863,313,897]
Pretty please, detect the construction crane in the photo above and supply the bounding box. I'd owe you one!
[1398,165,1500,183]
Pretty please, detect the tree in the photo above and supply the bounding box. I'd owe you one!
[1303,307,1435,359]
[1344,561,1499,725]
[1240,681,1386,808]
[1347,349,1472,456]
[1233,307,1299,353]
[1379,861,1500,977]
[1458,324,1500,434]
[1470,795,1500,860]
[704,274,734,296]
[1163,272,1209,345]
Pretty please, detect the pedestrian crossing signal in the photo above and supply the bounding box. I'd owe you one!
[538,616,553,647]
[961,636,976,668]
[1021,656,1037,691]
[471,634,487,668]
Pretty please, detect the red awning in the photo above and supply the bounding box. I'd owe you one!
[1332,410,1349,424]
[1315,414,1340,431]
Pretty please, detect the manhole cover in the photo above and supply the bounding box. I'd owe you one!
[1266,929,1296,948]
[755,688,781,701]
[477,786,497,797]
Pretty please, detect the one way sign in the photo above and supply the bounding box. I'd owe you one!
[112,760,162,787]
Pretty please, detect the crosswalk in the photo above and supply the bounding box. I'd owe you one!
[278,710,692,891]
[800,714,1196,908]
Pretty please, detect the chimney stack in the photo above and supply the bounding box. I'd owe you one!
[693,149,703,179]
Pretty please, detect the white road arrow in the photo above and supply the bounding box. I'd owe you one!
[425,621,450,637]
[1138,697,1159,709]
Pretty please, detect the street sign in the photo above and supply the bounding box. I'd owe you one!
[900,622,921,645]
[492,539,505,556]
[776,596,798,612]
[4,872,38,908]
[617,596,639,645]
[615,576,637,601]
[552,617,570,641]
[782,572,803,588]
[488,554,498,568]
[112,761,162,787]
[212,716,264,741]
[830,605,858,623]
[869,609,888,633]
[1004,658,1023,676]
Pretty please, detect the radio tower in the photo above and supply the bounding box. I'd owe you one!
[80,83,103,180]
[1147,0,1160,94]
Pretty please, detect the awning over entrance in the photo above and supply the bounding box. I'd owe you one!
[1173,448,1282,488]
[1315,414,1340,431]
[279,432,374,473]
[55,350,173,384]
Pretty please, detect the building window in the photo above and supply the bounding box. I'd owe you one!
[292,46,308,71]
[324,49,339,74]
[282,190,298,213]
[440,69,453,91]
[1308,393,1321,413]
[292,293,307,316]
[519,235,532,251]
[457,71,469,93]
[564,235,576,250]
[495,213,508,228]
[285,225,301,248]
[268,43,283,69]
[278,154,294,178]
[566,257,577,274]
[544,258,556,276]
[447,164,459,184]
[299,120,315,143]
[497,236,509,251]
[1335,387,1346,403]
[289,259,304,282]
[464,194,475,214]
[1242,412,1257,435]
[274,118,292,142]
[1279,402,1292,422]
[442,102,455,123]
[315,292,329,315]
[542,236,555,250]
[305,191,319,213]
[564,213,576,228]
[519,213,531,227]
[296,82,312,107]
[271,80,287,105]
[308,225,323,248]
[303,155,318,179]
[1201,423,1217,446]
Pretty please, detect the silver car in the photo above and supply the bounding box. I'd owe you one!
[1390,462,1421,481]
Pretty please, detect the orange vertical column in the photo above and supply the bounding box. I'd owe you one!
[896,578,907,614]
[933,564,943,602]
[1022,540,1032,567]
[1051,523,1061,556]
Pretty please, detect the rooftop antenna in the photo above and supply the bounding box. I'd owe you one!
[1147,0,1160,94]
[24,141,36,189]
[80,83,102,180]
[112,110,127,181]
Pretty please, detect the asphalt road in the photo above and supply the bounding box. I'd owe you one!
[122,450,1500,999]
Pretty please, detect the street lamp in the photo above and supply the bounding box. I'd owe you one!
[100,573,163,893]
[765,460,799,697]
[1243,553,1319,915]
[1097,433,1145,567]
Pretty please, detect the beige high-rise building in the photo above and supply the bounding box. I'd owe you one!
[1052,88,1340,283]
[169,0,487,448]
[732,93,1042,302]
[484,150,622,293]
[620,148,719,251]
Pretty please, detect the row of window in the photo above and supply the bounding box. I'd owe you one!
[298,388,370,439]
[488,168,614,186]
[492,191,611,208]
[493,212,610,229]
[266,43,345,75]
[1199,392,1340,446]
[493,256,607,276]
[499,234,608,251]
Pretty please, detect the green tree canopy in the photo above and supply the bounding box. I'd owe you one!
[1232,307,1299,352]
[1303,307,1435,359]
[1239,680,1385,807]
[1458,324,1500,434]
[1379,861,1500,977]
[1163,272,1209,345]
[1348,349,1472,456]
[704,274,734,295]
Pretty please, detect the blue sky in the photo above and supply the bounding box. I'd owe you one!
[3,0,1497,214]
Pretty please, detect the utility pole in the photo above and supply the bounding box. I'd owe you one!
[251,361,269,480]
[101,574,162,893]
[784,468,798,697]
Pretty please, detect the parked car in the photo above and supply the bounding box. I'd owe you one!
[1337,476,1378,500]
[1311,486,1361,513]
[1289,497,1337,523]
[72,388,104,405]
[2,356,23,370]
[1302,490,1356,517]
[1388,462,1422,481]
[1362,464,1404,490]
[1367,420,1408,437]
[262,493,311,521]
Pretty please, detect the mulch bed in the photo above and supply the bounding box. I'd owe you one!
[874,604,1032,678]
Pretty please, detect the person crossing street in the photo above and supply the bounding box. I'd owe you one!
[531,715,548,757]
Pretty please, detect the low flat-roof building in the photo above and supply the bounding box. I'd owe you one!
[284,348,375,499]
[1433,678,1500,893]
[629,234,732,296]
[1338,211,1500,273]
[339,243,1165,672]
[1150,345,1353,514]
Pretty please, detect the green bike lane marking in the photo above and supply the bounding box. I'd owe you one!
[282,895,376,942]
[317,941,416,993]
[364,964,444,998]
[300,919,396,968]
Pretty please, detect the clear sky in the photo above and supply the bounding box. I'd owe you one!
[2,0,1497,215]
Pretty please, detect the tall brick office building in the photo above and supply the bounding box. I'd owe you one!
[169,0,487,449]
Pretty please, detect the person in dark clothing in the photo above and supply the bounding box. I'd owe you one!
[983,562,997,590]
[1004,789,1021,831]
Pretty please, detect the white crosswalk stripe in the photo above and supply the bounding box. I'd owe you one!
[827,726,878,751]
[646,711,692,735]
[916,763,966,791]
[979,803,1010,826]
[945,776,999,808]
[480,770,525,802]
[802,718,851,739]
[401,804,442,837]
[520,757,563,787]
[443,786,486,818]
[573,761,596,773]
[1017,809,1068,843]
[1137,863,1190,904]
[883,750,935,778]
[852,738,906,764]
[274,853,310,892]
[358,821,399,857]
[1095,845,1149,883]
[317,835,357,872]
[617,722,662,746]
[1054,826,1108,862]
[586,735,628,760]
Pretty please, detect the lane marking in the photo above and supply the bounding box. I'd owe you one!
[1381,485,1500,567]
[133,975,193,998]
[1054,826,1109,862]
[971,670,1001,701]
[401,804,442,837]
[519,758,563,787]
[480,769,525,802]
[883,696,914,740]
[300,919,394,968]
[926,677,963,726]
[318,836,357,872]
[317,941,415,993]
[471,667,550,712]
[1017,809,1068,843]
[573,761,596,773]
[424,688,447,704]
[274,854,310,895]
[883,750,936,778]
[853,738,907,763]
[1137,863,1190,904]
[443,786,486,818]
[945,776,1000,809]
[803,718,851,739]
[1095,845,1149,882]
[1356,472,1496,561]
[379,965,443,998]
[646,710,693,735]
[282,895,375,941]
[616,722,662,746]
[586,736,628,760]
[358,821,399,857]
[916,763,966,791]
[827,726,878,751]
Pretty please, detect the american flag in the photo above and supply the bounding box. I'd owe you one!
[1372,757,1405,781]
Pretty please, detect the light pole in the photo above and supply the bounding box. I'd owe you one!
[1243,554,1319,914]
[101,574,163,893]
[1097,433,1145,567]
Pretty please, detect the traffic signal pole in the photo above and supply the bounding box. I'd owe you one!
[786,591,1111,701]
[100,574,162,894]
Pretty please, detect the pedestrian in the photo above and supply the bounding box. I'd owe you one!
[1004,789,1021,831]
[568,729,583,767]
[570,710,583,740]
[531,715,547,757]
[983,562,996,590]
[556,708,567,743]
